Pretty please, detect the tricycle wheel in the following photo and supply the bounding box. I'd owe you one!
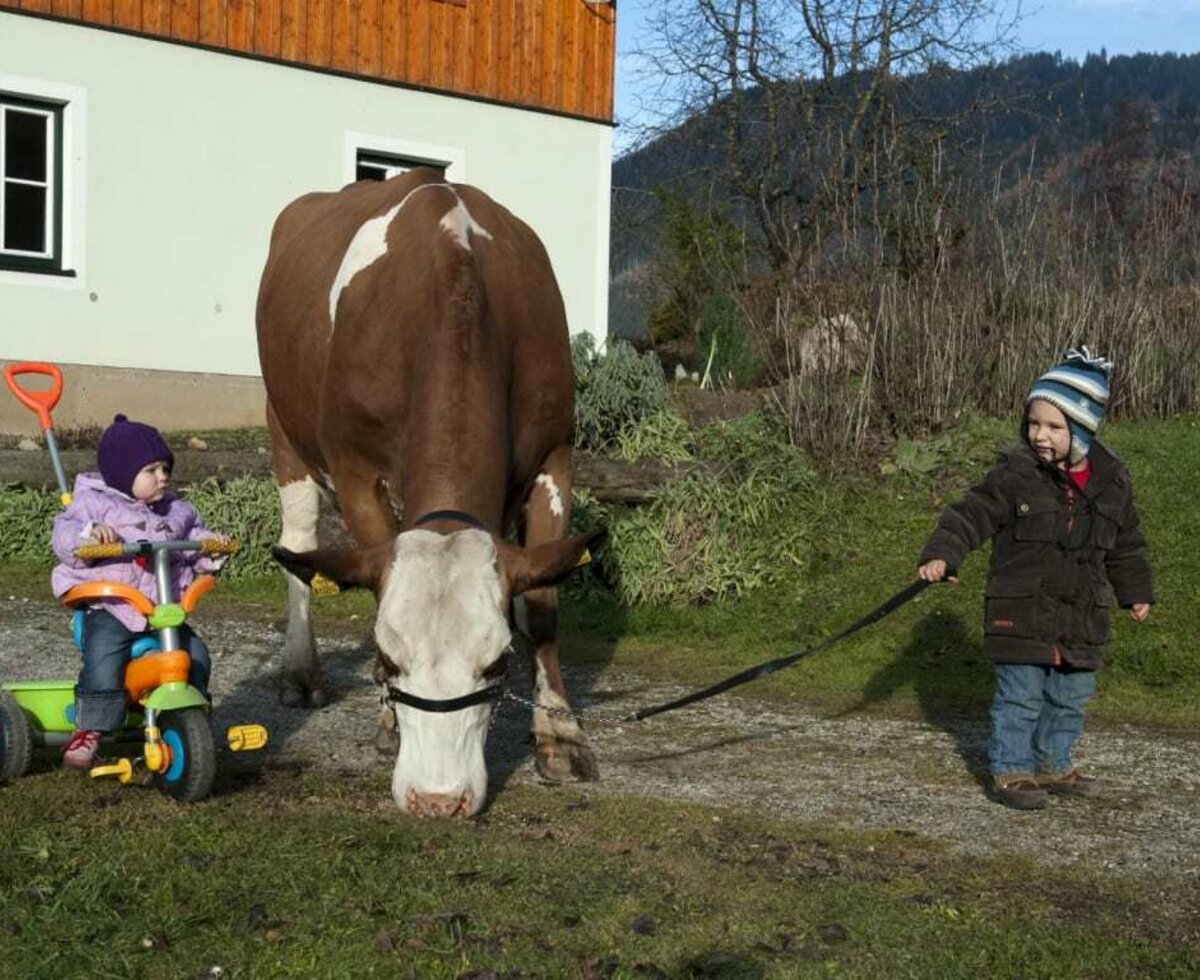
[152,709,215,802]
[0,690,34,781]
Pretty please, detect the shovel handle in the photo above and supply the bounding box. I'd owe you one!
[4,362,64,430]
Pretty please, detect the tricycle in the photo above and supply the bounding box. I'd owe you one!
[0,361,267,802]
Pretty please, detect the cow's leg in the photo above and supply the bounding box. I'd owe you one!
[269,409,327,707]
[520,446,598,782]
[328,468,402,753]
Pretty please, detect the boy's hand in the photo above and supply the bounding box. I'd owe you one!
[918,559,957,584]
[90,523,119,544]
[1130,603,1150,622]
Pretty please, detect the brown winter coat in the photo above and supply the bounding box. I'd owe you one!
[919,441,1153,669]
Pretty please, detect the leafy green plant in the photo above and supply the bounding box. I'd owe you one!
[0,486,60,562]
[0,478,281,580]
[612,409,694,463]
[880,435,951,478]
[181,477,281,579]
[696,294,764,389]
[572,333,667,451]
[579,413,819,606]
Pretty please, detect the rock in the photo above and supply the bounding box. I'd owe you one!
[17,438,38,451]
[187,436,209,451]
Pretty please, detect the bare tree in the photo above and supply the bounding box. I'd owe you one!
[630,0,1025,273]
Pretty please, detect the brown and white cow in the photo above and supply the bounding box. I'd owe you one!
[256,168,603,817]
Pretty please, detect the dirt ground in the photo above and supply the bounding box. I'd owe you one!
[2,594,1197,881]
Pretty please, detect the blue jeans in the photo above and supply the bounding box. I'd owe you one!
[75,608,211,732]
[988,663,1097,776]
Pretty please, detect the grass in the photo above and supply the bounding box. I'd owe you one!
[2,416,1197,976]
[1,416,1194,731]
[558,416,1200,731]
[1,769,1196,979]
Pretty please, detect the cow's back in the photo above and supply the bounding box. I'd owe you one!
[256,169,572,510]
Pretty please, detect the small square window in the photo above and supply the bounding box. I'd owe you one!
[356,150,447,183]
[0,94,70,276]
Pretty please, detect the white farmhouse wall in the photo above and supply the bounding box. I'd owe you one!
[0,13,612,379]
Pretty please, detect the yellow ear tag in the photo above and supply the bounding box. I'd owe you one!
[310,573,341,596]
[574,548,592,569]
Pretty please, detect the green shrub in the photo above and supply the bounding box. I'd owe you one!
[612,409,694,463]
[575,412,820,606]
[181,477,281,579]
[696,294,764,389]
[572,333,667,451]
[0,486,60,563]
[0,479,281,581]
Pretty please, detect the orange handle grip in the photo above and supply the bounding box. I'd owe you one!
[4,362,64,430]
[201,537,240,557]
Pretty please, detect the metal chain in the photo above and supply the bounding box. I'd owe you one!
[497,687,632,725]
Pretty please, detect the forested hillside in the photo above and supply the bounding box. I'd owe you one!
[612,50,1200,343]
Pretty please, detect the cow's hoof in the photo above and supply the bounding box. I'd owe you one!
[374,724,400,756]
[535,740,599,783]
[279,675,328,708]
[279,677,306,708]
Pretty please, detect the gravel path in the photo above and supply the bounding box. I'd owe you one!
[2,596,1197,879]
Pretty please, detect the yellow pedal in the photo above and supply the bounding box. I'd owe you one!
[574,548,592,569]
[310,572,340,596]
[89,759,133,784]
[227,724,269,752]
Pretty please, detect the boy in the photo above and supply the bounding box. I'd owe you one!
[917,348,1153,810]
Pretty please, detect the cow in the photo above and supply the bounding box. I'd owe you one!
[255,168,604,818]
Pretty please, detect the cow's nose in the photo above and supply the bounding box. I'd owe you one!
[406,789,473,818]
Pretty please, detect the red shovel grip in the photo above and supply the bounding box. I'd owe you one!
[4,361,64,430]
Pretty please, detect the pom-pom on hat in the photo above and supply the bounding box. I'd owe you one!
[1025,346,1113,464]
[97,414,174,498]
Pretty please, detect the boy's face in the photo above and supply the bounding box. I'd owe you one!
[1026,399,1071,465]
[131,460,171,503]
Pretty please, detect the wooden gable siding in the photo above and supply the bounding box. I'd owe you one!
[1,0,615,121]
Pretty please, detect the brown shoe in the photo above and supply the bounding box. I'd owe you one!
[1039,769,1100,798]
[992,772,1049,810]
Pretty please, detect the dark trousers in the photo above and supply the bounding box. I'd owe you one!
[75,608,211,731]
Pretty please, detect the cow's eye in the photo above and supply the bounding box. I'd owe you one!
[482,650,510,680]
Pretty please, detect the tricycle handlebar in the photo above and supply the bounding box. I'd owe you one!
[73,538,240,561]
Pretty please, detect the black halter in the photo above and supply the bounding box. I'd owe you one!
[382,509,503,713]
[412,510,490,532]
[384,683,504,713]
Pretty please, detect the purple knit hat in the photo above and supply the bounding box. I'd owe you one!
[97,414,174,497]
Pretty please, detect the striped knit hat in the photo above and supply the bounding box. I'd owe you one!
[1025,347,1113,464]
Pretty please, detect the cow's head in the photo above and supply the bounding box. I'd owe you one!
[273,526,603,817]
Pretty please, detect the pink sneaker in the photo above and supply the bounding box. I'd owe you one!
[63,730,100,769]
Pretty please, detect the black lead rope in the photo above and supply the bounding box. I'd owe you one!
[624,577,935,722]
[378,567,937,722]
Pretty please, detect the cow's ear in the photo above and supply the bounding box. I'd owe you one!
[499,527,606,596]
[272,543,392,593]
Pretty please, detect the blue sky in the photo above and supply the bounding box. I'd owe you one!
[613,0,1200,155]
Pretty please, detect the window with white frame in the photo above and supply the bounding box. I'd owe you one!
[0,93,69,275]
[355,149,446,182]
[345,133,464,186]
